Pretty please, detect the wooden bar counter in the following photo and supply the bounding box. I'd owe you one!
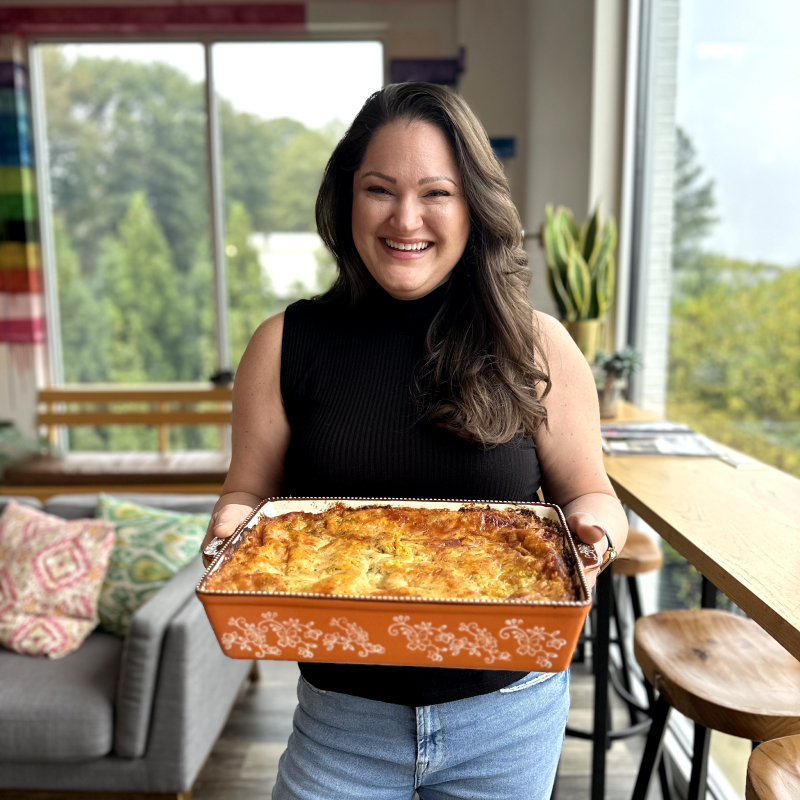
[603,402,800,662]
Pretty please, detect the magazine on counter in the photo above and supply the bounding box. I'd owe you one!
[601,421,694,439]
[600,421,765,466]
[601,421,719,457]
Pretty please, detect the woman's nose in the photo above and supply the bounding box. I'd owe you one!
[391,195,423,233]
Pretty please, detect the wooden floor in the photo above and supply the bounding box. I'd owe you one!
[192,660,661,800]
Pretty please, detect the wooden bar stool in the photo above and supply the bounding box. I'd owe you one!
[746,734,800,800]
[631,609,800,800]
[613,528,663,608]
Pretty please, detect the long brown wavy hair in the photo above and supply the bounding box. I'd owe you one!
[315,82,550,445]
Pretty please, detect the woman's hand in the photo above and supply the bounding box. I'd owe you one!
[201,503,256,568]
[566,511,611,591]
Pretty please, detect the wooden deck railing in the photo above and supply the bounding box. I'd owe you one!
[38,383,233,451]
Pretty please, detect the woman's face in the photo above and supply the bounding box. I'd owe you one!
[352,120,470,301]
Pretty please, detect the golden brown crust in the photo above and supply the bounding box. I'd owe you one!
[205,505,577,602]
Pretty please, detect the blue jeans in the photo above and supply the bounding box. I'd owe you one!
[272,670,569,800]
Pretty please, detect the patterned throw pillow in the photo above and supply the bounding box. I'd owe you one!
[0,501,116,658]
[96,494,210,637]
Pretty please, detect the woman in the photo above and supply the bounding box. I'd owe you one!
[201,82,628,799]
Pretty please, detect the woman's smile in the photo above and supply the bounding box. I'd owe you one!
[380,237,433,258]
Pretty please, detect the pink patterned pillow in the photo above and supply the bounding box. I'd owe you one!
[0,501,116,658]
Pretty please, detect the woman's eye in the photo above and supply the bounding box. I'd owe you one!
[427,190,451,198]
[367,186,391,195]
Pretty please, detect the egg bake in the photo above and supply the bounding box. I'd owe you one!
[205,504,579,602]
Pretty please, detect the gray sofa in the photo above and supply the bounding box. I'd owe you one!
[0,493,253,799]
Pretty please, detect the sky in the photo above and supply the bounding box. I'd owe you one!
[676,0,800,266]
[60,41,384,131]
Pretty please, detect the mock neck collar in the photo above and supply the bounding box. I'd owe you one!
[365,277,449,327]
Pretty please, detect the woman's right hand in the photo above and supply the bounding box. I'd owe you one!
[201,503,256,568]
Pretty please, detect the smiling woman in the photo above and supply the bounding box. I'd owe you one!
[201,82,628,800]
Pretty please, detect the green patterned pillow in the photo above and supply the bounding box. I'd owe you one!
[96,494,210,637]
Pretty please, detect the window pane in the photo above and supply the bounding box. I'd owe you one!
[662,4,800,794]
[213,41,383,368]
[41,43,217,450]
[668,1,800,479]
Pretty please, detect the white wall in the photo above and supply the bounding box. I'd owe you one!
[523,0,596,316]
[455,0,529,214]
[590,0,630,347]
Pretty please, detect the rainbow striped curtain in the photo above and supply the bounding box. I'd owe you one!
[0,55,43,345]
[1,42,46,436]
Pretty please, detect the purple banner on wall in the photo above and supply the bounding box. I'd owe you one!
[390,49,465,87]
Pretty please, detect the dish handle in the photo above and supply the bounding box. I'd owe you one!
[203,537,227,559]
[575,540,602,574]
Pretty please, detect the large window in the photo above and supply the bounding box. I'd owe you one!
[667,2,800,479]
[629,1,800,796]
[36,40,383,449]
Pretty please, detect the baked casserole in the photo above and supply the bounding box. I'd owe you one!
[204,504,577,602]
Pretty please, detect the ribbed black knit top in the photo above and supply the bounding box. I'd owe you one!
[280,281,542,706]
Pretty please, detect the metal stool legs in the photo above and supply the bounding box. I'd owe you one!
[614,574,677,800]
[688,723,712,800]
[631,695,672,800]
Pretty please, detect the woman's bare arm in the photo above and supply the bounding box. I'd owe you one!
[534,312,628,586]
[200,313,291,562]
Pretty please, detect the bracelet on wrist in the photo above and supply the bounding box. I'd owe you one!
[596,527,618,573]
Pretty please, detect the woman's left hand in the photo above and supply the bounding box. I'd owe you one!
[566,511,611,591]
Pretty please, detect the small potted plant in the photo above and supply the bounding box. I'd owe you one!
[541,204,617,363]
[592,347,642,418]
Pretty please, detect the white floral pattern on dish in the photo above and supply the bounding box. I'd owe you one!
[221,613,385,659]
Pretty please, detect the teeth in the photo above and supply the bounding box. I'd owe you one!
[385,239,430,251]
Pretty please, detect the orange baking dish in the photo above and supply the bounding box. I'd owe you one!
[197,498,595,672]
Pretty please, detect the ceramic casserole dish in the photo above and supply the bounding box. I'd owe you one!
[197,497,596,672]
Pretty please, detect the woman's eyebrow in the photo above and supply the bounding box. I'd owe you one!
[361,171,396,183]
[360,171,457,187]
[418,175,457,186]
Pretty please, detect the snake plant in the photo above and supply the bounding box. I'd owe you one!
[542,204,617,322]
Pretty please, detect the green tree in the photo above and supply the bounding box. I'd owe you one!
[53,218,109,450]
[668,256,800,476]
[54,216,108,384]
[265,127,340,232]
[225,201,278,368]
[221,111,307,232]
[42,47,211,278]
[43,47,337,256]
[99,192,199,383]
[673,127,719,274]
[667,127,800,477]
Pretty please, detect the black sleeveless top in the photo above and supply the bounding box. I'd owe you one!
[280,282,542,706]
